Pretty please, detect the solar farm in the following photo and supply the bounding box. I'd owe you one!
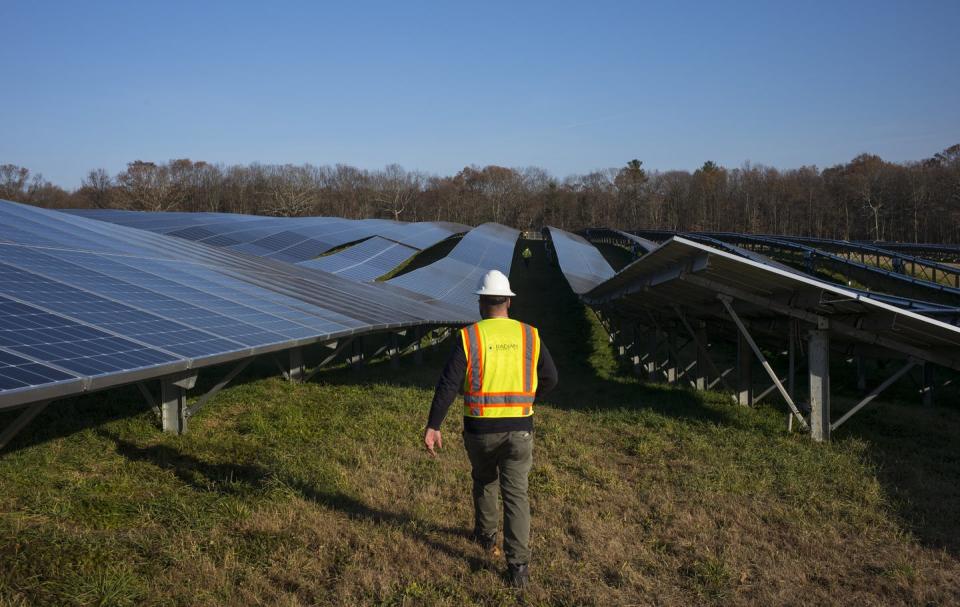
[2,199,960,604]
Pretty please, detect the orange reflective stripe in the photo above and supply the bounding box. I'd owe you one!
[472,324,484,399]
[520,323,528,394]
[462,324,484,396]
[523,323,537,393]
[461,327,471,393]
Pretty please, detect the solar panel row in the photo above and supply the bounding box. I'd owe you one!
[68,209,470,264]
[547,226,960,368]
[0,200,481,411]
[300,237,418,281]
[387,223,520,312]
[546,227,615,294]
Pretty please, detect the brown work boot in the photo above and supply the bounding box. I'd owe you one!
[508,563,530,589]
[473,531,502,558]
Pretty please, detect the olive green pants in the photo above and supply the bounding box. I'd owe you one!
[463,430,533,565]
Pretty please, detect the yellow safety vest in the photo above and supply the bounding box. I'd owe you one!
[461,318,540,418]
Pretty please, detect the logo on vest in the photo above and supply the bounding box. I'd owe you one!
[489,343,520,352]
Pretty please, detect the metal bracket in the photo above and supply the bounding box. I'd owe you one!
[831,358,918,432]
[0,401,51,451]
[719,296,809,430]
[683,272,957,371]
[137,381,159,416]
[674,308,734,393]
[170,372,198,390]
[303,337,355,383]
[185,357,254,419]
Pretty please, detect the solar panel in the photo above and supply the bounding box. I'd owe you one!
[579,235,960,364]
[68,209,469,266]
[0,346,79,392]
[0,200,487,412]
[547,227,615,294]
[300,237,418,281]
[388,223,520,313]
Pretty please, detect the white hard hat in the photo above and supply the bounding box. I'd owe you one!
[475,269,516,297]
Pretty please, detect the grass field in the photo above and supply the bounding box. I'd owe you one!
[1,243,960,605]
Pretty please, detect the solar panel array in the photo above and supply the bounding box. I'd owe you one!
[633,229,960,307]
[299,237,418,281]
[548,226,960,370]
[583,228,659,254]
[388,223,520,311]
[0,200,477,410]
[68,209,469,264]
[546,227,616,294]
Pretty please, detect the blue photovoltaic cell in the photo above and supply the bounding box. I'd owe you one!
[387,223,519,313]
[547,227,615,295]
[300,237,417,281]
[68,209,468,266]
[1,199,497,409]
[0,258,248,359]
[0,347,77,392]
[0,295,178,377]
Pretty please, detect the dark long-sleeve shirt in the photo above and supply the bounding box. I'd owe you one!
[427,331,558,434]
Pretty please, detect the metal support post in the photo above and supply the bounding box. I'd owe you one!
[628,324,641,370]
[352,336,365,372]
[288,347,304,383]
[736,330,752,407]
[642,329,659,381]
[808,328,830,442]
[390,333,401,369]
[664,330,678,384]
[694,322,708,391]
[720,296,808,429]
[788,321,797,399]
[161,375,194,434]
[0,401,51,451]
[413,327,424,365]
[676,309,734,394]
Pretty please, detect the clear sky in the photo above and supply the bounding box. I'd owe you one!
[2,0,958,188]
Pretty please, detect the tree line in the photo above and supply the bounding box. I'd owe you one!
[2,144,959,243]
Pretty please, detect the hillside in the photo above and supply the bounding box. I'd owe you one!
[1,244,959,606]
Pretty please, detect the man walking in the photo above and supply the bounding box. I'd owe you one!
[423,269,558,589]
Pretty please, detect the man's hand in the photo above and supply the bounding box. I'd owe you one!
[424,427,443,457]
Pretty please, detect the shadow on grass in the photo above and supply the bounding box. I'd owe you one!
[834,398,960,556]
[0,357,295,454]
[98,430,490,572]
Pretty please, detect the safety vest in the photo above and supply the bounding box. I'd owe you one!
[461,318,540,418]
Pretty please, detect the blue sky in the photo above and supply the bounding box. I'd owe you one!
[2,0,958,188]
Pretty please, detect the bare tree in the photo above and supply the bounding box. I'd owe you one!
[79,168,113,208]
[373,164,420,221]
[0,164,31,201]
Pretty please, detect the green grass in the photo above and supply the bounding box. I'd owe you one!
[1,241,960,605]
[377,236,461,281]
